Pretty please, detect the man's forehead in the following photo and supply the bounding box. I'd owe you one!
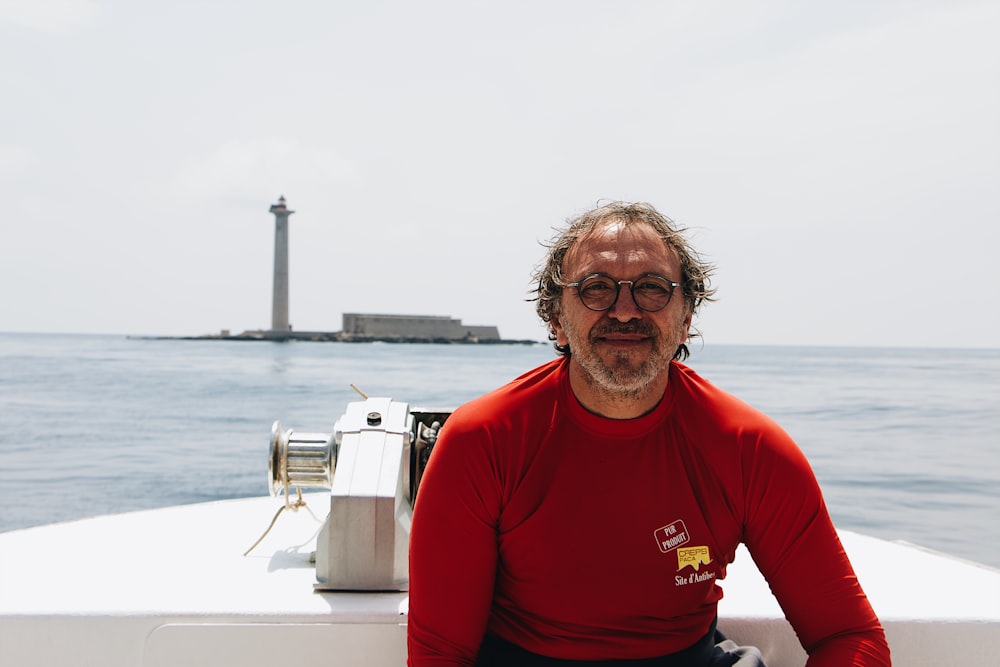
[564,220,679,271]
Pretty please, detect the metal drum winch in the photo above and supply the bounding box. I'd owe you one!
[267,397,449,591]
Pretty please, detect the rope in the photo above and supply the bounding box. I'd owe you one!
[243,487,320,556]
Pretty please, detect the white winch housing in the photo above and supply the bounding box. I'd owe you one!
[268,397,447,590]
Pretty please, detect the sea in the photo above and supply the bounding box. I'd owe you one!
[1,333,998,569]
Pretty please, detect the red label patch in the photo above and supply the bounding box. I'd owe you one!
[653,519,690,553]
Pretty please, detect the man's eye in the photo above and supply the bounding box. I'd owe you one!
[635,280,668,295]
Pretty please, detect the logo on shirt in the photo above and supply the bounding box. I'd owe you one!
[653,519,690,553]
[677,545,713,572]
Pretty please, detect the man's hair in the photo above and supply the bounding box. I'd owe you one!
[529,201,716,361]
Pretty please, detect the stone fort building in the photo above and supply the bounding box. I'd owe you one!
[340,313,500,342]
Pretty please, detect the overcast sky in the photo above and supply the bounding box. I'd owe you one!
[2,0,997,348]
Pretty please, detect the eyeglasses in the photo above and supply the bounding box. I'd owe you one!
[564,273,680,312]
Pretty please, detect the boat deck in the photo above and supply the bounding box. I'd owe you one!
[1,494,997,666]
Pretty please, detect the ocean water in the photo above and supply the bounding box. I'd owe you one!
[1,333,997,569]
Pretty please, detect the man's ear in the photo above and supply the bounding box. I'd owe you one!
[551,314,569,347]
[680,310,693,344]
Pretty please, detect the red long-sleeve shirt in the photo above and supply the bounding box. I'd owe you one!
[408,358,890,665]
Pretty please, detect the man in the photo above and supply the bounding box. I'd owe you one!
[407,202,890,666]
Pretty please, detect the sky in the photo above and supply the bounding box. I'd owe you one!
[1,0,998,348]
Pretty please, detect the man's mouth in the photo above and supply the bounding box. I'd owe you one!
[592,325,654,345]
[600,333,647,342]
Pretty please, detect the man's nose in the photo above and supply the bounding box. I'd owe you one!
[608,283,642,321]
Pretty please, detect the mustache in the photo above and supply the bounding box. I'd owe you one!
[591,322,657,338]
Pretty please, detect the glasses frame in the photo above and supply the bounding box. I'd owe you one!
[564,273,681,313]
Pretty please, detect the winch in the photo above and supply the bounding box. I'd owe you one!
[267,397,451,591]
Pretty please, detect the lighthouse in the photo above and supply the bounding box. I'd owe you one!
[269,195,294,333]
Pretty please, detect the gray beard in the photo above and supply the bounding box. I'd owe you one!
[576,348,664,399]
[567,321,677,400]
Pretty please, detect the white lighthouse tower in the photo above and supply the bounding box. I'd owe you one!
[269,195,294,334]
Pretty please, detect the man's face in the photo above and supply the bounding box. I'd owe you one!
[552,220,692,399]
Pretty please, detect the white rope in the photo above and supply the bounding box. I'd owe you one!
[243,487,320,556]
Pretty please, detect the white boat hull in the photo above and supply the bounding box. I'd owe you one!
[1,494,997,666]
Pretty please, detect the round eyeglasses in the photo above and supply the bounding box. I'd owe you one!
[564,273,680,312]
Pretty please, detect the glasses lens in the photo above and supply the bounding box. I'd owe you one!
[575,275,675,312]
[632,276,674,311]
[577,275,618,310]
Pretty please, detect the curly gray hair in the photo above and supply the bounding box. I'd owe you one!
[529,201,716,361]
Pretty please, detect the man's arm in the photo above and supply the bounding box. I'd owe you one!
[740,429,891,666]
[407,418,500,667]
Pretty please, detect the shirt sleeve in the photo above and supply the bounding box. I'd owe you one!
[407,410,500,667]
[739,423,891,666]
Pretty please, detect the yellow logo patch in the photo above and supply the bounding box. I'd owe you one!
[677,545,712,572]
